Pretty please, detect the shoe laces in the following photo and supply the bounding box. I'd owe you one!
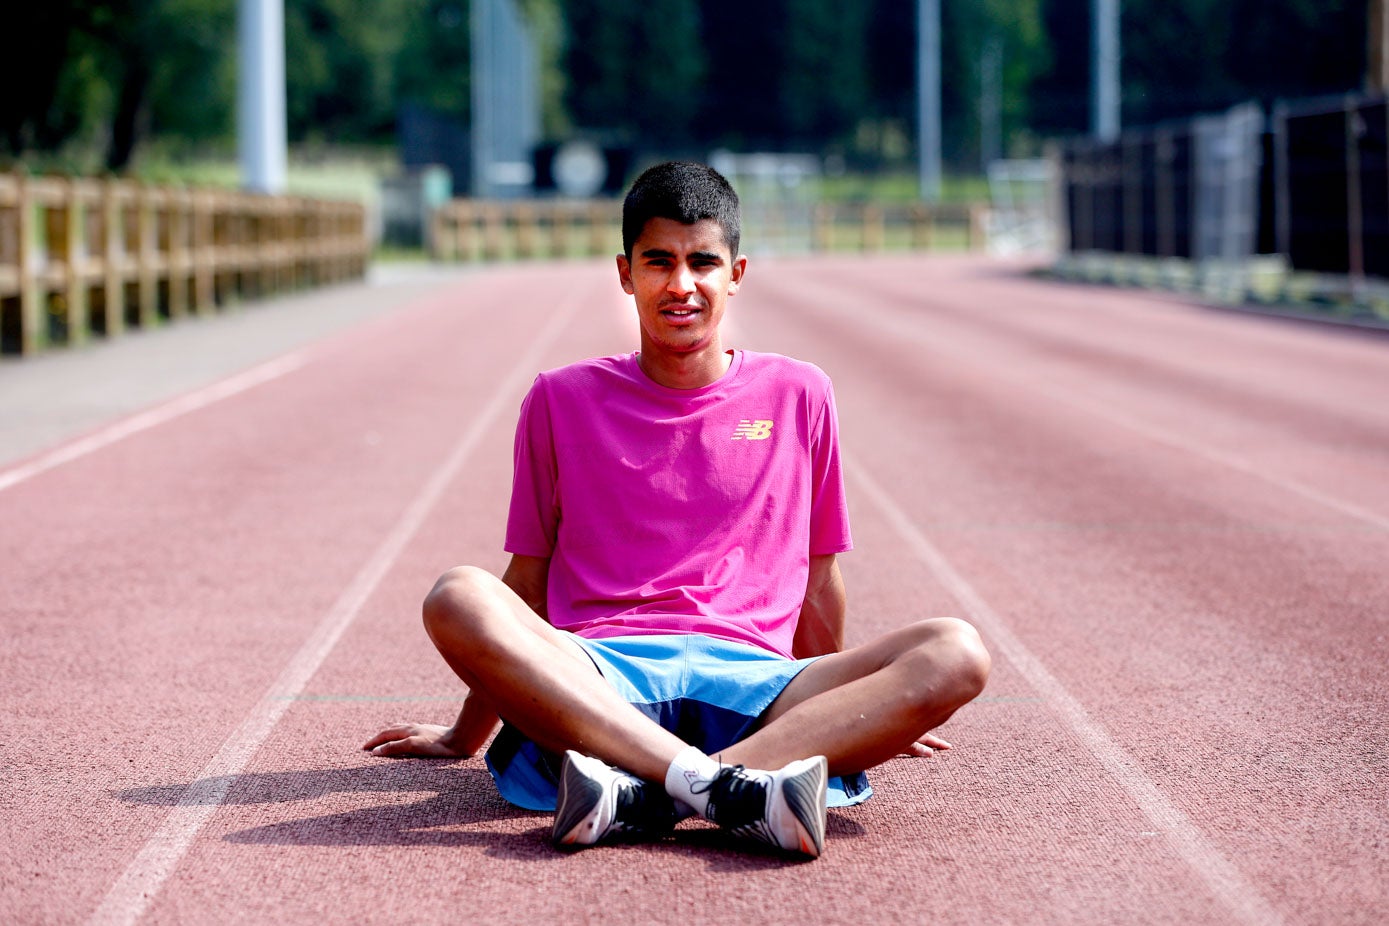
[694,765,766,829]
[613,778,676,834]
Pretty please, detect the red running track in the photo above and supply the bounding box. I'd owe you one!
[1,255,1386,925]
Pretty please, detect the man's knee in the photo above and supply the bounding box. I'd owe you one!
[904,617,991,705]
[421,565,498,640]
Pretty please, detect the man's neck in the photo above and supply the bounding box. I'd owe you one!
[637,343,731,390]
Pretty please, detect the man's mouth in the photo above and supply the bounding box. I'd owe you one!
[661,305,702,319]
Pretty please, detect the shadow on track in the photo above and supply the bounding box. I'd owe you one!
[113,761,865,866]
[115,763,545,856]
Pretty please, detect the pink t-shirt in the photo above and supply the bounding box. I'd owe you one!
[504,350,852,658]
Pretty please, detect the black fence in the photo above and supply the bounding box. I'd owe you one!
[1060,94,1389,285]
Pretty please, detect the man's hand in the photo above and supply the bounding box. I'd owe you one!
[362,723,471,758]
[364,690,500,759]
[900,732,953,758]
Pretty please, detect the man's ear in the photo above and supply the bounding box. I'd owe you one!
[616,253,634,294]
[727,254,749,295]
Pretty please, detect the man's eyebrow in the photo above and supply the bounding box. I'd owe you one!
[639,247,724,262]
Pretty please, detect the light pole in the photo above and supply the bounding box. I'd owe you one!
[918,0,942,202]
[1092,0,1120,142]
[238,0,287,194]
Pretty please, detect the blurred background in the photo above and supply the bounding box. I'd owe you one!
[0,1,1371,194]
[0,1,1383,354]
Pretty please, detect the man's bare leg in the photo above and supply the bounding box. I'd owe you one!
[420,565,687,782]
[719,618,991,775]
[419,566,828,853]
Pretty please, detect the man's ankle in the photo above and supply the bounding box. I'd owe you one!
[663,745,723,817]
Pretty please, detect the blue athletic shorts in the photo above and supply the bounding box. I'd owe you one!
[484,633,872,810]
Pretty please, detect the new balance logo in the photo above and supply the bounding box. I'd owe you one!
[731,419,774,440]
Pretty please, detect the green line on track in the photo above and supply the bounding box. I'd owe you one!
[274,694,463,702]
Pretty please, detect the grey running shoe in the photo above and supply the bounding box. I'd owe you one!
[552,750,677,849]
[699,756,829,858]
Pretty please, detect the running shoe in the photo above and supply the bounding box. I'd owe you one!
[699,756,829,858]
[552,750,677,848]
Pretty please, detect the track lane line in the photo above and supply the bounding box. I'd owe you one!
[1029,383,1389,533]
[86,290,585,926]
[846,455,1283,926]
[0,352,309,494]
[774,270,1389,535]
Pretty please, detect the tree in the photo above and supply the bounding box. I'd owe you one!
[1032,0,1368,135]
[562,0,705,145]
[941,0,1049,165]
[0,0,235,171]
[285,0,412,144]
[779,1,870,144]
[4,0,1373,175]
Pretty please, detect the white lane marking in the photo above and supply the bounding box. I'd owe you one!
[783,272,1389,535]
[0,353,308,494]
[846,456,1284,926]
[1033,383,1389,534]
[87,293,583,926]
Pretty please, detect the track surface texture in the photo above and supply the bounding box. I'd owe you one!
[2,255,1386,926]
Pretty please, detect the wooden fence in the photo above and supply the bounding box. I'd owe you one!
[429,198,987,262]
[808,201,987,253]
[0,172,369,355]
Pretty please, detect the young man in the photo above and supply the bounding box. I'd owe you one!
[364,161,990,858]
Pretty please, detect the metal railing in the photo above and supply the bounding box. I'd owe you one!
[1056,94,1389,314]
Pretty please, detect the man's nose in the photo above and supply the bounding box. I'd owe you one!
[667,262,695,296]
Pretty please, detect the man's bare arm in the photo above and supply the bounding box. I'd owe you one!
[787,553,953,756]
[364,555,551,758]
[502,554,550,620]
[792,554,846,659]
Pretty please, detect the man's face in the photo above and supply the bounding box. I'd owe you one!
[617,217,747,359]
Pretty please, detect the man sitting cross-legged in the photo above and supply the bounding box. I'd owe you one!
[364,161,990,858]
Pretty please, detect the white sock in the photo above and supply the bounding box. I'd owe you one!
[664,746,723,818]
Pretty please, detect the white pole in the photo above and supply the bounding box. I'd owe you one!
[1092,0,1120,142]
[918,0,942,202]
[238,0,287,194]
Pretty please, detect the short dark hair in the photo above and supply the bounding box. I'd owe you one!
[622,161,741,259]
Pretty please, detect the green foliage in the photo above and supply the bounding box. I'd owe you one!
[780,3,869,141]
[285,0,413,143]
[0,0,1373,176]
[561,0,1049,166]
[145,0,238,147]
[940,0,1050,166]
[1032,0,1368,133]
[0,1,236,171]
[563,0,705,142]
[393,1,471,120]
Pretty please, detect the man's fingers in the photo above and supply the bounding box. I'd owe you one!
[364,723,458,758]
[370,736,421,757]
[362,724,413,751]
[918,733,952,751]
[361,732,395,751]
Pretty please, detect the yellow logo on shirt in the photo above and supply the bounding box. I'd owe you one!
[731,419,774,440]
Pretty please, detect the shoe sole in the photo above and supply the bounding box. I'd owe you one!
[552,751,608,848]
[778,756,829,858]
